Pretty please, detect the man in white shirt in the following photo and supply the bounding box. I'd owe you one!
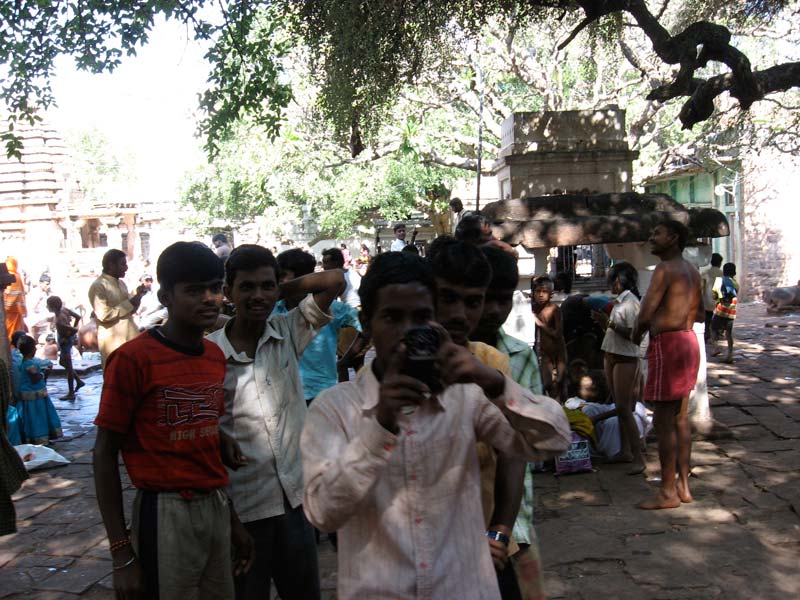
[206,245,344,600]
[135,274,166,330]
[390,222,408,252]
[322,247,361,308]
[301,251,570,600]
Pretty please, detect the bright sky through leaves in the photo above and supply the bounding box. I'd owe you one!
[47,17,211,204]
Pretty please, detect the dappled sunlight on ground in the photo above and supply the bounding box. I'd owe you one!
[536,303,800,598]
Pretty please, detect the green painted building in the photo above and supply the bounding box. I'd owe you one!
[644,162,743,270]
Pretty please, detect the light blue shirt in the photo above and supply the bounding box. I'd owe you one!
[274,300,361,400]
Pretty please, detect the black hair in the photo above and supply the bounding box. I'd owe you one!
[46,295,63,312]
[39,273,51,283]
[662,220,689,251]
[11,330,26,347]
[553,272,573,293]
[481,245,519,291]
[607,261,641,299]
[157,241,225,291]
[532,275,554,291]
[212,233,228,244]
[454,211,489,244]
[322,247,345,268]
[711,253,723,267]
[401,244,420,255]
[101,249,126,272]
[393,223,406,232]
[17,334,36,357]
[46,333,56,342]
[359,252,436,319]
[428,237,492,289]
[277,248,316,278]
[224,244,278,288]
[723,262,736,277]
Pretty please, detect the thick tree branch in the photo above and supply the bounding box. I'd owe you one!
[560,0,800,129]
[419,149,493,175]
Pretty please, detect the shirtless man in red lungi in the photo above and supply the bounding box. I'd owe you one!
[633,221,703,510]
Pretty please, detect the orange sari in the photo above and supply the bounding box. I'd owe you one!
[4,257,27,341]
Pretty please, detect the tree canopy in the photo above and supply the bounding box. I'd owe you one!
[177,1,799,240]
[1,0,798,159]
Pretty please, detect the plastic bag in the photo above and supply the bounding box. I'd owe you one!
[554,432,592,475]
[14,444,70,471]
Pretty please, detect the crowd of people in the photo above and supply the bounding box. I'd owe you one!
[1,216,737,598]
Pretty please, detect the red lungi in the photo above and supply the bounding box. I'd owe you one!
[645,329,700,402]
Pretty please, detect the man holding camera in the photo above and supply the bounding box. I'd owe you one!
[301,252,569,600]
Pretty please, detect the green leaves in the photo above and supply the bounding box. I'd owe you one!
[198,3,294,159]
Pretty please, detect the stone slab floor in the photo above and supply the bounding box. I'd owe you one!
[1,303,798,599]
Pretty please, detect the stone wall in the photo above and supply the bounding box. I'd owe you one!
[742,150,800,301]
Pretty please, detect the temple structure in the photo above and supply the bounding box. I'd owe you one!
[0,121,173,281]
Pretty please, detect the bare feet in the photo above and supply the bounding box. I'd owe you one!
[638,489,681,510]
[59,394,76,401]
[723,355,734,364]
[676,479,693,503]
[711,348,721,357]
[75,379,85,392]
[627,459,646,476]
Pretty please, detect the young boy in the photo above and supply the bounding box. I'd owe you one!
[207,244,344,600]
[301,251,569,600]
[275,248,363,404]
[42,334,59,360]
[532,276,567,401]
[93,242,253,600]
[46,296,84,399]
[473,245,546,600]
[711,262,738,363]
[428,237,523,597]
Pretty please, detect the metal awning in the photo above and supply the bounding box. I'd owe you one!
[481,193,729,249]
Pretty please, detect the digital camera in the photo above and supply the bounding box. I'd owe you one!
[402,326,443,393]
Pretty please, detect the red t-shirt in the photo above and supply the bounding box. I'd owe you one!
[95,330,229,492]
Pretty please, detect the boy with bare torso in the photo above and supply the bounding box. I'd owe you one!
[47,295,85,400]
[633,221,703,510]
[532,276,567,401]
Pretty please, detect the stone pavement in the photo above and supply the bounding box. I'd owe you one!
[1,302,798,599]
[536,303,800,599]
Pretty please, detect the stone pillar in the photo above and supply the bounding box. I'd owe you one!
[123,214,136,260]
[532,248,550,276]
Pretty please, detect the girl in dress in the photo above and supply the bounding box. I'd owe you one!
[16,335,62,445]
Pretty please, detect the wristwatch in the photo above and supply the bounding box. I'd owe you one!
[485,530,510,546]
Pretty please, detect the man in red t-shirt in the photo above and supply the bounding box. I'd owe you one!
[93,242,254,599]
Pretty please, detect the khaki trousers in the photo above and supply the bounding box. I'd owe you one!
[131,489,234,600]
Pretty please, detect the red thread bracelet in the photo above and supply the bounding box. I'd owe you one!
[109,538,131,553]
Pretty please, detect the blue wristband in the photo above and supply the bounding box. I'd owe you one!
[486,530,510,546]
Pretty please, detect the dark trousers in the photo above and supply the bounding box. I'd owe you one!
[497,559,523,600]
[704,310,714,342]
[234,504,320,600]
